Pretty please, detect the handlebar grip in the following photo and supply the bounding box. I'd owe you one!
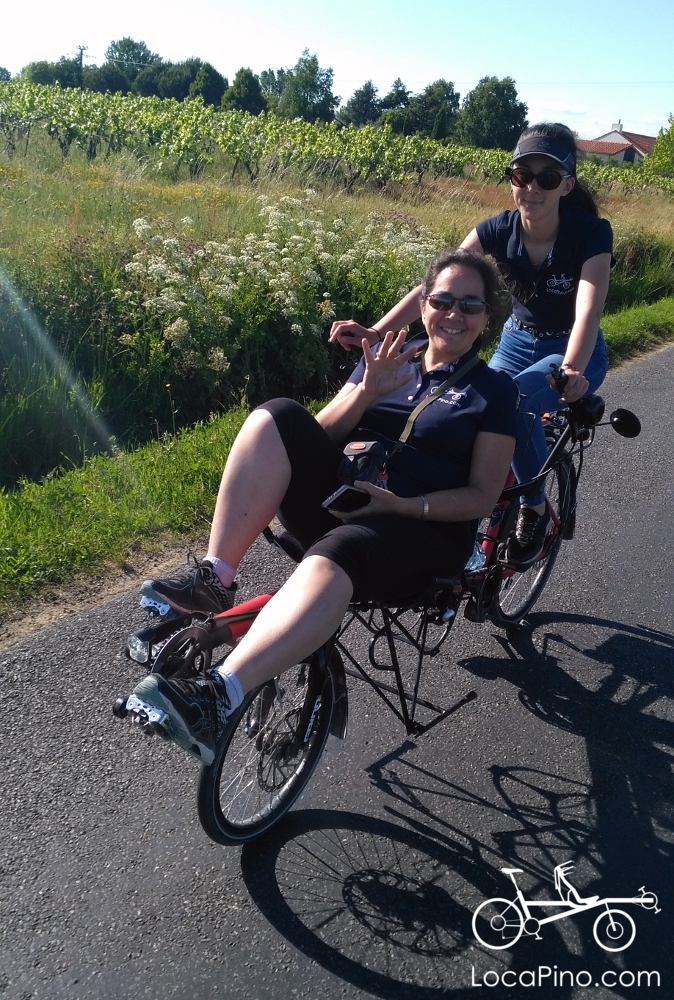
[549,363,568,392]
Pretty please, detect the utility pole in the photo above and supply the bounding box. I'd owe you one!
[74,45,87,87]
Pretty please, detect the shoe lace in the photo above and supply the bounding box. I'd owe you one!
[163,552,232,612]
[207,673,233,743]
[516,507,541,545]
[195,561,231,608]
[162,551,202,588]
[182,672,231,745]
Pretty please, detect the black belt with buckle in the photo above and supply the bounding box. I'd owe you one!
[520,323,570,340]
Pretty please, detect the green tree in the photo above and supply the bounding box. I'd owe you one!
[260,68,290,98]
[22,57,82,89]
[337,80,381,127]
[221,68,267,114]
[274,51,339,123]
[83,63,132,94]
[379,78,410,112]
[454,76,528,150]
[189,63,228,106]
[381,79,459,139]
[155,59,204,101]
[0,67,10,82]
[259,68,289,113]
[104,38,160,81]
[134,58,215,101]
[647,115,674,175]
[132,61,166,97]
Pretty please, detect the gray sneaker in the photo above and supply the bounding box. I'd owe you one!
[131,671,233,764]
[140,559,237,616]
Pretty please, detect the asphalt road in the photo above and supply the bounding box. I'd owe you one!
[2,346,673,1000]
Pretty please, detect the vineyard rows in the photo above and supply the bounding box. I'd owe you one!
[1,80,672,193]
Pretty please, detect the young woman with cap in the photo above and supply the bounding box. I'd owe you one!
[330,123,613,568]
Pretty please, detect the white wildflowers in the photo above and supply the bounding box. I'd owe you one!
[126,194,442,382]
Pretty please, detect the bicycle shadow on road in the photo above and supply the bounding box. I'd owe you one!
[451,612,673,985]
[241,807,510,999]
[239,615,672,999]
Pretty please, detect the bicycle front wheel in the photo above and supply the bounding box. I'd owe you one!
[472,898,524,950]
[593,909,636,952]
[197,650,338,844]
[492,459,572,626]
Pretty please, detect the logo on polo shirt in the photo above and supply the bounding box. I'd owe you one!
[438,390,467,407]
[547,273,573,294]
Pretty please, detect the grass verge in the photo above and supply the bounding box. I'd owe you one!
[2,296,674,618]
[602,296,674,363]
[0,406,247,610]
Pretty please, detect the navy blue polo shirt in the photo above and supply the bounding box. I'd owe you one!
[475,209,613,332]
[346,340,518,497]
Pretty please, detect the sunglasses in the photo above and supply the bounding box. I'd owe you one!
[426,293,488,315]
[506,166,571,190]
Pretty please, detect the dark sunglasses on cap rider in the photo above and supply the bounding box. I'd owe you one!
[505,165,572,190]
[425,293,488,315]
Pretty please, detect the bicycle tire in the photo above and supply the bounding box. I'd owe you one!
[491,458,573,626]
[197,649,338,844]
[472,897,524,950]
[593,909,636,952]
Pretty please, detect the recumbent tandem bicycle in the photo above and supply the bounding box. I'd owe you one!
[113,370,641,844]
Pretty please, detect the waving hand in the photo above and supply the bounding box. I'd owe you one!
[360,330,418,400]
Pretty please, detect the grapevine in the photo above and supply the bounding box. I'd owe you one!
[1,80,673,195]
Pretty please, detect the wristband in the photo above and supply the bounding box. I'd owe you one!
[419,495,430,520]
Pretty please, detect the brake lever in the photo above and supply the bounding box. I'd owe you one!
[549,363,569,393]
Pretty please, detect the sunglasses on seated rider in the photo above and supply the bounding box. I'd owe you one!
[425,293,489,315]
[505,165,572,190]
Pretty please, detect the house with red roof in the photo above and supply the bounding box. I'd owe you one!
[577,121,658,165]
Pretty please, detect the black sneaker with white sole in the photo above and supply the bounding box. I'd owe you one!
[131,671,232,765]
[140,559,237,616]
[506,506,552,569]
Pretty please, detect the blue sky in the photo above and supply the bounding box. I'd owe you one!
[3,0,672,139]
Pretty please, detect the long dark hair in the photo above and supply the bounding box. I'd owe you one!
[515,122,599,216]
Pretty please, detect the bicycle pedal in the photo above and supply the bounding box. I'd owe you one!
[116,694,173,738]
[140,594,172,618]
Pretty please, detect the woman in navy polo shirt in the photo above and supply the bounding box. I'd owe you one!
[331,123,613,568]
[133,250,517,763]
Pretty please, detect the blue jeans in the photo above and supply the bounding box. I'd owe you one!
[488,320,608,505]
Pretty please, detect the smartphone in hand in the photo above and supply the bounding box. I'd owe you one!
[322,485,372,513]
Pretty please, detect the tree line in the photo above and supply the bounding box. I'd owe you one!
[0,40,528,150]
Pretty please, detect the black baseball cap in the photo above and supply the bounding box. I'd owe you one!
[510,135,576,175]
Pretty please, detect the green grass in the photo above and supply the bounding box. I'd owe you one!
[2,296,674,616]
[0,406,248,608]
[602,297,674,362]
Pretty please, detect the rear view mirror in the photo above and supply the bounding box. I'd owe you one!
[610,408,641,438]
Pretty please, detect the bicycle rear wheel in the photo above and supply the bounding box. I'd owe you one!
[197,650,338,844]
[492,458,573,626]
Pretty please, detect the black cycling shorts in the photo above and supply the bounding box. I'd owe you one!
[257,398,474,603]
